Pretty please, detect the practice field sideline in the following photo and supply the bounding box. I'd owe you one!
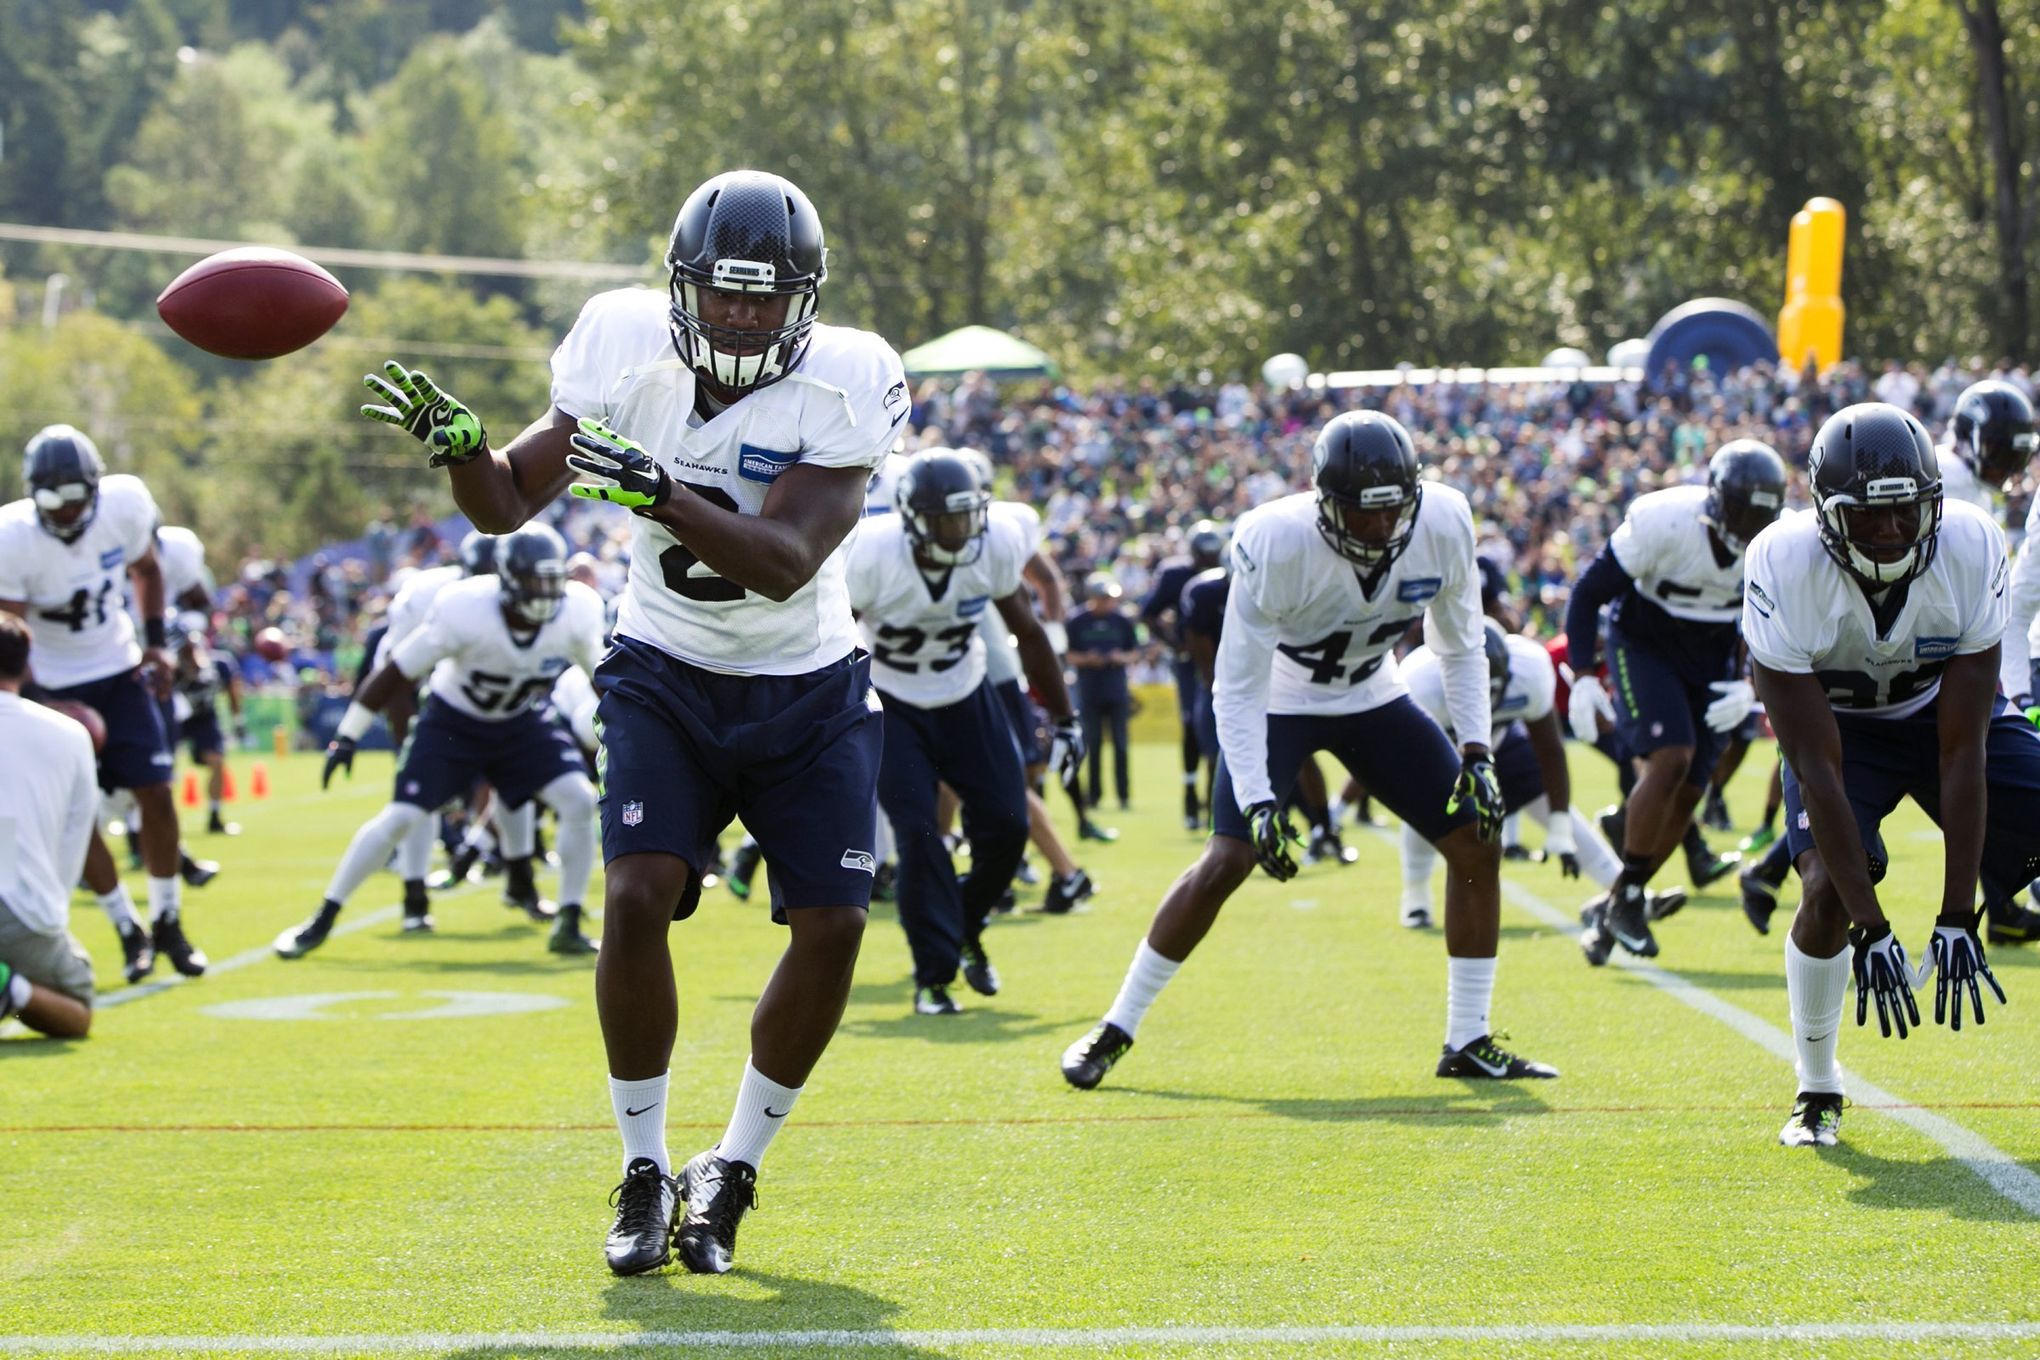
[5,743,2038,1360]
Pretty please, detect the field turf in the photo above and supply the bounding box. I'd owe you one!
[5,741,2040,1358]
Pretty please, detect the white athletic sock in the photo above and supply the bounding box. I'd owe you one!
[4,971,28,1011]
[323,805,421,907]
[397,815,437,880]
[208,797,223,816]
[541,774,598,908]
[715,1058,801,1169]
[1500,811,1522,851]
[1445,955,1497,1050]
[1103,939,1182,1038]
[609,1072,671,1176]
[495,800,536,860]
[146,874,181,925]
[1785,936,1849,1096]
[1182,771,1198,786]
[96,884,143,932]
[1399,822,1438,912]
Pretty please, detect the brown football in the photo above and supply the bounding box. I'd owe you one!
[156,247,349,360]
[43,698,108,752]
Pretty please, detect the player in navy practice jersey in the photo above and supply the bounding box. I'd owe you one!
[1143,524,1226,828]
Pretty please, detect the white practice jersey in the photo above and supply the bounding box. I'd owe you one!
[0,475,160,688]
[978,501,1044,686]
[2003,492,2040,698]
[1609,484,1747,624]
[1403,633,1556,746]
[147,526,211,614]
[1937,443,1994,514]
[1215,486,1490,810]
[847,510,1030,709]
[551,288,908,676]
[552,664,600,752]
[865,451,912,518]
[391,577,606,722]
[372,564,466,670]
[1743,502,2007,721]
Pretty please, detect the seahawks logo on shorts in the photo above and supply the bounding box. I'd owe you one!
[840,849,876,874]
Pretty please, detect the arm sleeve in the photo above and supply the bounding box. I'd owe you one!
[55,726,98,889]
[388,606,459,681]
[2002,499,2040,695]
[1213,578,1282,811]
[1563,545,1633,673]
[1425,541,1492,750]
[1740,532,1812,672]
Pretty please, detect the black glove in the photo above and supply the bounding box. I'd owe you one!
[1920,922,2007,1031]
[566,418,671,511]
[322,736,357,790]
[1850,922,1920,1039]
[1448,755,1505,844]
[1557,851,1581,879]
[1245,801,1300,882]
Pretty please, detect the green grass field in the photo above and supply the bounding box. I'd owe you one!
[6,740,2040,1359]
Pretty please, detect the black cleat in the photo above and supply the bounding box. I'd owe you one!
[1684,829,1740,888]
[961,940,1000,996]
[1501,843,1538,862]
[1740,869,1778,936]
[1702,791,1734,833]
[1604,883,1659,958]
[1183,785,1202,830]
[1437,1033,1559,1079]
[402,881,434,933]
[179,852,219,889]
[1596,804,1626,854]
[675,1150,756,1276]
[1985,894,2040,947]
[726,841,763,901]
[548,905,599,956]
[914,985,961,1015]
[870,860,896,903]
[1646,887,1688,922]
[207,810,241,836]
[117,921,156,983]
[1041,868,1096,915]
[1578,897,1616,967]
[1077,819,1119,843]
[274,902,340,960]
[1779,1091,1844,1147]
[1304,827,1358,866]
[443,843,483,887]
[605,1157,679,1276]
[152,914,208,976]
[1061,1020,1133,1090]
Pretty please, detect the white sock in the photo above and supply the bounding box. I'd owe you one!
[495,800,536,860]
[208,797,223,816]
[4,971,28,1011]
[461,819,496,854]
[1500,811,1522,851]
[97,884,143,932]
[324,805,422,907]
[397,815,437,880]
[146,874,181,925]
[1400,822,1438,912]
[1785,936,1848,1096]
[1182,771,1198,786]
[1103,939,1181,1038]
[609,1071,671,1176]
[715,1058,801,1170]
[540,774,598,909]
[1445,955,1497,1050]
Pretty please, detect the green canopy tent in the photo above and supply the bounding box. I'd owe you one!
[900,325,1058,379]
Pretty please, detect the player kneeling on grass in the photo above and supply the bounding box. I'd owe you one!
[277,525,605,958]
[1061,412,1557,1090]
[0,614,99,1039]
[1747,404,2023,1149]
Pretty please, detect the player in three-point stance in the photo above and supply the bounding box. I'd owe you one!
[359,170,907,1277]
[846,449,1081,1014]
[1747,403,2030,1148]
[1566,440,1787,964]
[278,524,604,957]
[1060,411,1556,1090]
[0,426,209,983]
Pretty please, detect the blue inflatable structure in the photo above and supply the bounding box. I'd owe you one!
[1642,298,1779,378]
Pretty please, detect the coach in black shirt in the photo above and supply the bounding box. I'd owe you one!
[1066,573,1142,809]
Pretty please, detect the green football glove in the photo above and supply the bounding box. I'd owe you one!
[360,361,487,467]
[1447,754,1506,844]
[566,418,670,510]
[1244,800,1301,882]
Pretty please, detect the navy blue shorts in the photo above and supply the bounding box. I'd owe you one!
[1783,700,2040,895]
[1171,657,1200,724]
[49,668,174,793]
[994,679,1045,766]
[1606,627,1728,787]
[394,696,585,813]
[1212,694,1470,844]
[593,636,883,916]
[1493,724,1546,813]
[356,624,387,692]
[1194,687,1219,761]
[184,708,225,761]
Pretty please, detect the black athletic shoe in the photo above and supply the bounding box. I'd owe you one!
[1304,827,1357,866]
[1684,835,1740,889]
[961,940,1000,996]
[675,1150,757,1276]
[1014,856,1040,887]
[1042,869,1096,915]
[914,985,961,1015]
[1183,785,1202,830]
[274,902,340,960]
[1702,791,1734,833]
[117,921,156,983]
[1077,819,1119,843]
[501,859,557,922]
[1646,887,1688,922]
[179,852,219,888]
[207,810,241,836]
[1578,899,1616,967]
[605,1157,679,1276]
[1604,883,1659,958]
[1436,1033,1559,1079]
[1740,869,1778,936]
[152,914,208,976]
[870,860,897,903]
[1060,1020,1133,1090]
[548,905,599,956]
[726,841,763,901]
[402,881,434,934]
[1985,895,2040,947]
[1501,843,1537,862]
[1596,804,1626,853]
[444,843,483,887]
[1779,1091,1844,1147]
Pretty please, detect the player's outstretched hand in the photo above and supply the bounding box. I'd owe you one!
[1046,717,1085,792]
[1448,755,1505,844]
[321,736,356,791]
[1568,674,1613,744]
[1915,923,2006,1031]
[1245,801,1300,881]
[360,362,486,467]
[1850,922,1920,1039]
[566,419,670,510]
[1703,678,1755,733]
[1545,815,1581,878]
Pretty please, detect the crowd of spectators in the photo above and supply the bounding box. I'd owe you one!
[206,354,2040,702]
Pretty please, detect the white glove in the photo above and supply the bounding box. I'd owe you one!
[1568,674,1613,744]
[1043,620,1069,655]
[1544,813,1576,858]
[1704,678,1755,733]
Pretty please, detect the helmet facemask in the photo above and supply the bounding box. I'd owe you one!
[1700,482,1784,554]
[30,480,98,543]
[1816,483,1943,588]
[1315,484,1421,569]
[668,267,821,395]
[903,491,991,567]
[504,563,567,628]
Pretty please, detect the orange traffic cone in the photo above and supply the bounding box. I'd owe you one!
[250,762,270,800]
[180,770,201,808]
[221,765,238,803]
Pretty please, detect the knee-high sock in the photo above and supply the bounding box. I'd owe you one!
[396,813,436,881]
[1400,821,1438,910]
[1785,936,1848,1096]
[324,803,429,907]
[540,773,598,909]
[495,798,536,860]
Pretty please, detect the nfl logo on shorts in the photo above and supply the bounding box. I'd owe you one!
[621,800,644,827]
